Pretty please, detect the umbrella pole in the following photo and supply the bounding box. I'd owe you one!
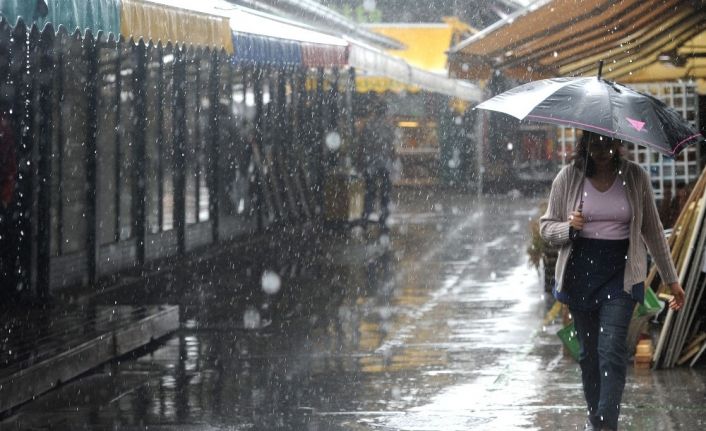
[572,61,600,239]
[578,154,588,212]
[597,60,604,80]
[570,154,588,240]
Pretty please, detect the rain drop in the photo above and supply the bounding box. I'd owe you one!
[261,270,281,295]
[243,306,261,329]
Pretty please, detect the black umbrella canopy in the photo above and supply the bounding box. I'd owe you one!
[476,76,703,158]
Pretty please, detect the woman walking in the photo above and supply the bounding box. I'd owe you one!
[540,131,685,430]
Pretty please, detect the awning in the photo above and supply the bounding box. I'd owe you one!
[448,0,706,82]
[231,34,347,68]
[355,77,422,94]
[366,23,455,74]
[232,32,302,66]
[120,0,234,52]
[0,0,120,34]
[349,41,482,102]
[618,29,706,93]
[229,5,347,68]
[300,43,347,67]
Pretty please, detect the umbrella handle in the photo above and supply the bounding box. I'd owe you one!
[570,150,588,240]
[570,185,585,240]
[569,206,582,240]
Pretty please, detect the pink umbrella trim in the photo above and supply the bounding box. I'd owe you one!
[671,134,704,156]
[525,114,702,157]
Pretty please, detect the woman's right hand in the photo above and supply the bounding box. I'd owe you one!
[569,211,585,231]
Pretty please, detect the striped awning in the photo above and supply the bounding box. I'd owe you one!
[349,42,482,102]
[448,0,706,82]
[229,5,348,68]
[0,0,121,35]
[120,0,234,52]
[300,43,347,67]
[232,32,302,66]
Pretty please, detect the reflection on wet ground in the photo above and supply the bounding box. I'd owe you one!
[4,191,706,430]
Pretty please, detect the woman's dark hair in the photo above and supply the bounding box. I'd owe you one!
[572,130,622,177]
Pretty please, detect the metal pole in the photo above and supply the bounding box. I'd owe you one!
[114,37,122,242]
[84,30,100,284]
[156,42,165,232]
[194,52,201,223]
[172,44,187,254]
[133,39,148,266]
[11,22,32,294]
[36,24,54,296]
[208,49,221,241]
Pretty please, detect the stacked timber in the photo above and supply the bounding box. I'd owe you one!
[651,167,706,369]
[634,339,654,369]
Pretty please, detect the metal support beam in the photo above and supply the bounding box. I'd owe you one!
[208,50,221,241]
[156,43,165,232]
[35,24,54,296]
[193,53,201,224]
[253,67,265,231]
[172,45,187,254]
[315,68,325,213]
[132,39,148,266]
[8,22,31,295]
[114,38,122,243]
[84,30,100,284]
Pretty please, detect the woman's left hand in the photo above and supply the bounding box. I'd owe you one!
[668,282,685,310]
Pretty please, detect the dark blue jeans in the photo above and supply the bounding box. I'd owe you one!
[571,297,635,430]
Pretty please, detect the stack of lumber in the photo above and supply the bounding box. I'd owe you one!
[634,339,654,369]
[650,166,706,369]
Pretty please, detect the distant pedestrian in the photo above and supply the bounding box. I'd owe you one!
[540,131,684,431]
[360,98,394,230]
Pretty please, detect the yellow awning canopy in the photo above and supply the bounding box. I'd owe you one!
[448,0,706,85]
[619,30,706,93]
[354,20,480,97]
[120,0,234,53]
[355,76,422,94]
[367,23,455,74]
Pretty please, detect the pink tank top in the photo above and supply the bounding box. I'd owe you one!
[577,176,631,240]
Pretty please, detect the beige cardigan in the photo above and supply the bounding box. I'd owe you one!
[540,159,678,295]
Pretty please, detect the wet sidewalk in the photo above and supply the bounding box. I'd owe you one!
[2,191,706,430]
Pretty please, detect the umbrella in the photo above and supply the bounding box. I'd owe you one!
[476,62,703,239]
[476,64,703,158]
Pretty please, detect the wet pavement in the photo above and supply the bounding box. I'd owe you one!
[3,191,706,430]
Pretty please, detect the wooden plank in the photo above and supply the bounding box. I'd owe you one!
[653,170,706,367]
[668,213,706,366]
[689,340,706,367]
[114,306,180,355]
[0,308,148,377]
[683,333,706,353]
[667,228,706,367]
[654,291,675,368]
[0,331,114,414]
[0,306,179,414]
[677,343,702,365]
[663,197,706,366]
